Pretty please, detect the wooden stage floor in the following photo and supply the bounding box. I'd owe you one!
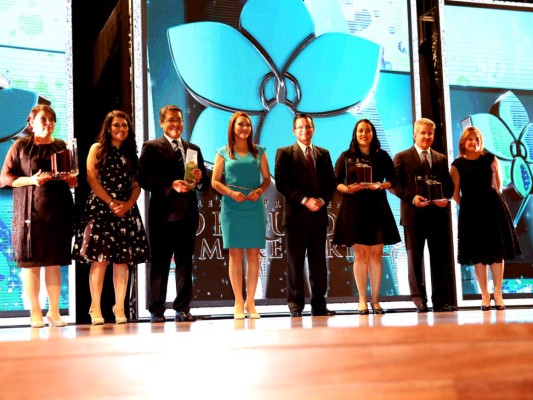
[2,308,533,399]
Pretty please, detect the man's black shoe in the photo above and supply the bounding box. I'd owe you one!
[175,311,197,322]
[150,314,166,323]
[290,311,302,318]
[433,304,458,312]
[416,305,429,313]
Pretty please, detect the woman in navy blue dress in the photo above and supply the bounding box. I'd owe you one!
[450,126,520,311]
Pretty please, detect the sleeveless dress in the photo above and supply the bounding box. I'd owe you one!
[452,152,520,265]
[333,149,400,246]
[73,147,150,265]
[1,138,74,267]
[217,145,266,249]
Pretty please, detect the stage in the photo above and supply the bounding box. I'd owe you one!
[1,308,533,399]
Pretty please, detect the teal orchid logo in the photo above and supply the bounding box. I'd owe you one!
[463,91,533,226]
[167,0,382,168]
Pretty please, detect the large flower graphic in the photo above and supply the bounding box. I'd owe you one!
[167,0,382,169]
[463,91,533,226]
[0,76,41,142]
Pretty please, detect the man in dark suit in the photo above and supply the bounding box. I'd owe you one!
[138,105,208,322]
[274,114,337,317]
[392,118,456,313]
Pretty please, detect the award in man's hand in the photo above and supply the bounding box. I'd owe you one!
[184,148,198,189]
[415,176,443,202]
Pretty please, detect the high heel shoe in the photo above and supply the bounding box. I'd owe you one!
[371,303,386,315]
[244,302,261,319]
[112,306,128,324]
[480,304,491,311]
[89,308,105,325]
[233,304,245,320]
[46,313,67,327]
[30,312,44,328]
[358,301,369,315]
[493,296,506,310]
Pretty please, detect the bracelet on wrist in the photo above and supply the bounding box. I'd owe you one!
[107,199,115,206]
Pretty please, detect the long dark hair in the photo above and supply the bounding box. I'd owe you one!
[348,119,381,157]
[227,111,257,159]
[95,110,138,174]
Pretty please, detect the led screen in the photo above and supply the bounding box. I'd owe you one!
[442,0,533,301]
[0,0,73,319]
[137,0,418,313]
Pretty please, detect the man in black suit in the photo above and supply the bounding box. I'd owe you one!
[392,118,456,313]
[138,105,208,322]
[274,114,337,317]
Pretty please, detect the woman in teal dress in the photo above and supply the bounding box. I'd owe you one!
[212,111,270,319]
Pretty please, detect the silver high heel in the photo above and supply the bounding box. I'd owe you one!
[89,308,105,325]
[30,312,45,328]
[112,306,128,324]
[46,313,67,327]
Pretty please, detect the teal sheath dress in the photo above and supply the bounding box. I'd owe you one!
[217,145,267,249]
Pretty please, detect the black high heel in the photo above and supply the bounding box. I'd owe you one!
[480,305,491,311]
[371,304,386,315]
[358,308,369,315]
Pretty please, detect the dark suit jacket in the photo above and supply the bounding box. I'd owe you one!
[392,146,454,227]
[275,143,336,228]
[138,136,208,226]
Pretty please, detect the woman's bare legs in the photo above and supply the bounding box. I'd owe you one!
[490,262,505,308]
[353,244,370,312]
[368,244,384,310]
[44,265,63,322]
[113,263,129,322]
[244,248,260,317]
[22,267,43,326]
[89,261,108,323]
[228,248,245,318]
[474,263,490,308]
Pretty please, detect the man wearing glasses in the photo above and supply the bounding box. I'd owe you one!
[274,114,337,318]
[139,105,209,323]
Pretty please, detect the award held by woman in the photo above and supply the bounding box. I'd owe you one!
[50,138,79,179]
[345,157,372,186]
[184,148,198,189]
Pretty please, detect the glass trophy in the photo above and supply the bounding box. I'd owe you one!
[346,157,373,187]
[415,176,443,201]
[50,138,78,179]
[184,148,198,189]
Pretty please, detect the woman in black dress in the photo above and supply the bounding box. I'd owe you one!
[333,119,400,314]
[73,110,150,324]
[450,126,521,311]
[1,105,77,328]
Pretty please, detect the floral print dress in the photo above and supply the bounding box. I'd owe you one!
[73,147,150,265]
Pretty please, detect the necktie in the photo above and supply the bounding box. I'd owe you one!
[305,146,317,186]
[421,150,430,176]
[173,140,185,175]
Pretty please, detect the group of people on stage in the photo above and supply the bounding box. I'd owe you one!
[0,104,521,328]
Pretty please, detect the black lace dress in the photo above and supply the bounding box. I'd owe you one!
[0,137,74,267]
[452,152,521,265]
[73,147,150,265]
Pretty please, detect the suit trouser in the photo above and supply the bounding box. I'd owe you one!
[148,217,196,315]
[285,221,328,313]
[403,216,454,308]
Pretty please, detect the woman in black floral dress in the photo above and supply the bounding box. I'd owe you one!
[73,110,150,324]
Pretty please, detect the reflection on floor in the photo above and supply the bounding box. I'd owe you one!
[2,308,533,399]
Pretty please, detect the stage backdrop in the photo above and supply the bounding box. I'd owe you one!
[440,0,533,306]
[0,0,75,325]
[133,0,420,315]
